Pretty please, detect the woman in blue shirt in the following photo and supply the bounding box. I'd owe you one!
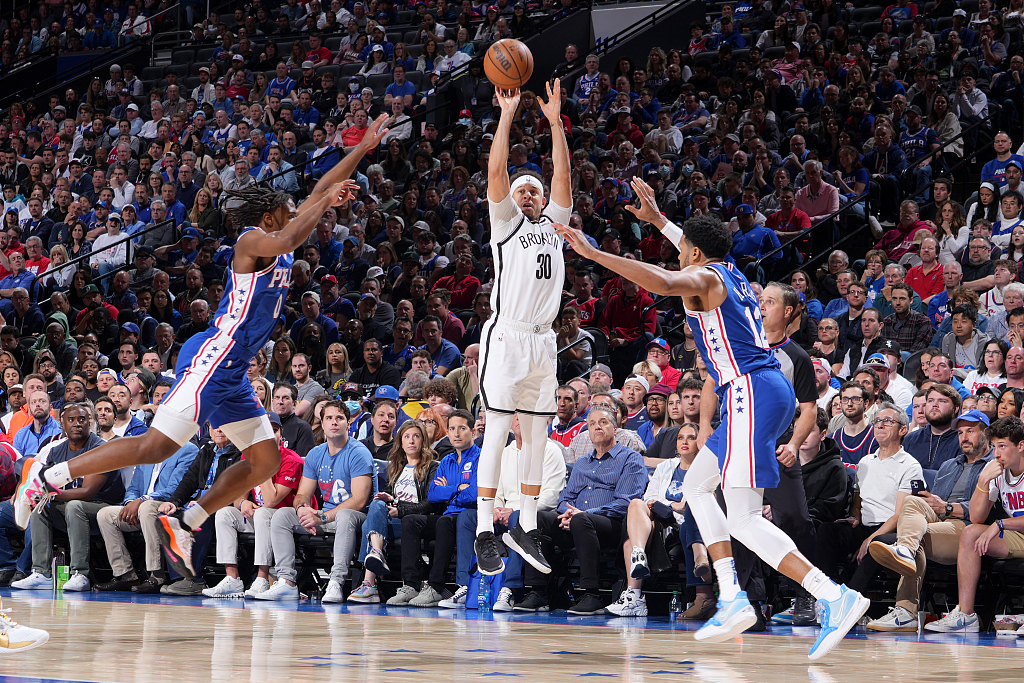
[789,269,824,321]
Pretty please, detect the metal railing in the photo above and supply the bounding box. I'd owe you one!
[42,218,176,284]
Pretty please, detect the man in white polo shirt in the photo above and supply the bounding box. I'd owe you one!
[814,402,923,593]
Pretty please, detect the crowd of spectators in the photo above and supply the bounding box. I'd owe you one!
[0,0,1019,629]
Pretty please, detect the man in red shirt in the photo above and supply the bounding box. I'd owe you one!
[23,237,50,276]
[599,277,657,384]
[645,337,682,387]
[605,109,645,151]
[305,32,333,67]
[431,253,480,310]
[567,269,604,326]
[203,412,309,598]
[765,185,812,265]
[904,236,944,303]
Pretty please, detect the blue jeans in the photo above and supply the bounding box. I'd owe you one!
[679,509,708,588]
[0,501,31,573]
[94,262,120,295]
[358,499,403,562]
[908,163,933,203]
[456,509,524,589]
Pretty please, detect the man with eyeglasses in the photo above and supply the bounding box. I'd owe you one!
[383,316,415,375]
[830,381,879,465]
[434,39,471,77]
[867,406,992,631]
[815,402,923,595]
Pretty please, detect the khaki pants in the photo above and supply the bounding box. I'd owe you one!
[214,505,275,567]
[96,500,165,576]
[894,495,966,612]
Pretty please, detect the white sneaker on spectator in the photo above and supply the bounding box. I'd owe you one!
[11,573,53,590]
[386,584,420,605]
[61,572,90,592]
[492,587,514,612]
[253,580,299,601]
[321,580,344,604]
[409,585,443,607]
[629,546,649,580]
[924,606,979,633]
[245,577,271,598]
[439,585,468,609]
[605,589,648,617]
[203,576,244,598]
[866,606,917,632]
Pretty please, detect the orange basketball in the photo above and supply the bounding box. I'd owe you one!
[484,38,534,91]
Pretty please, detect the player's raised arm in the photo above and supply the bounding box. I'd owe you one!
[555,222,723,301]
[538,78,571,210]
[301,113,390,214]
[487,88,521,204]
[234,181,355,261]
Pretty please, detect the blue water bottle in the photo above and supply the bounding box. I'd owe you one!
[479,580,491,613]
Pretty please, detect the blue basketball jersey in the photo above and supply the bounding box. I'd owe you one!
[211,227,294,356]
[684,262,779,390]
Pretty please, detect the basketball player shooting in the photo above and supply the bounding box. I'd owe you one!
[13,116,392,581]
[555,177,869,661]
[473,79,571,577]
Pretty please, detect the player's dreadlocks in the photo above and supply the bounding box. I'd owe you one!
[224,187,293,228]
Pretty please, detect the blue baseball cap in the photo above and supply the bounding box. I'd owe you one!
[373,385,399,401]
[736,204,755,215]
[120,322,140,336]
[955,409,990,428]
[267,411,282,428]
[344,236,360,246]
[646,337,670,353]
[858,353,891,372]
[182,227,200,238]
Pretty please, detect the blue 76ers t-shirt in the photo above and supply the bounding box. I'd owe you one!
[302,439,375,511]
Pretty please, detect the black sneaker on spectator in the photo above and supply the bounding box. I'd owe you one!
[567,593,606,615]
[746,601,768,631]
[512,590,550,612]
[793,594,817,626]
[503,524,550,574]
[364,547,389,576]
[475,531,506,576]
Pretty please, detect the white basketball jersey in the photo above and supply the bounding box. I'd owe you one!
[487,192,571,327]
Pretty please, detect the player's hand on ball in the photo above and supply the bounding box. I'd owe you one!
[625,178,664,225]
[496,88,521,113]
[553,222,595,258]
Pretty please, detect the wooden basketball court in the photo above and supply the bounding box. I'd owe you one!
[0,590,1019,682]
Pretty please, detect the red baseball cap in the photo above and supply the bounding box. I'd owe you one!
[321,275,338,285]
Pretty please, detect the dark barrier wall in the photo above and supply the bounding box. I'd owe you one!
[522,9,594,93]
[594,2,706,73]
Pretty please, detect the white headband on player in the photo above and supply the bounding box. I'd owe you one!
[510,174,545,197]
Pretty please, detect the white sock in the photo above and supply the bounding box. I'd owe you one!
[713,557,740,601]
[477,498,495,536]
[519,495,539,532]
[801,568,843,603]
[183,504,209,531]
[44,462,72,488]
[629,587,642,598]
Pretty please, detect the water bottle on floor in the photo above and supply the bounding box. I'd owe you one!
[669,591,682,619]
[479,581,491,613]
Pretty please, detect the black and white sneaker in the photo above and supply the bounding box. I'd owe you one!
[503,523,550,574]
[512,590,550,612]
[475,531,506,576]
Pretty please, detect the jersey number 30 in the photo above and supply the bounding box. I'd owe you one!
[535,254,552,280]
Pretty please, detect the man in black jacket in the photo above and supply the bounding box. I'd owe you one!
[800,408,851,527]
[349,339,402,399]
[272,383,316,457]
[148,429,243,595]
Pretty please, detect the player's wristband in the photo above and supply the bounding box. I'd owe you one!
[660,220,683,249]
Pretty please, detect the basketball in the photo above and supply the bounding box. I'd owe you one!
[484,38,534,91]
